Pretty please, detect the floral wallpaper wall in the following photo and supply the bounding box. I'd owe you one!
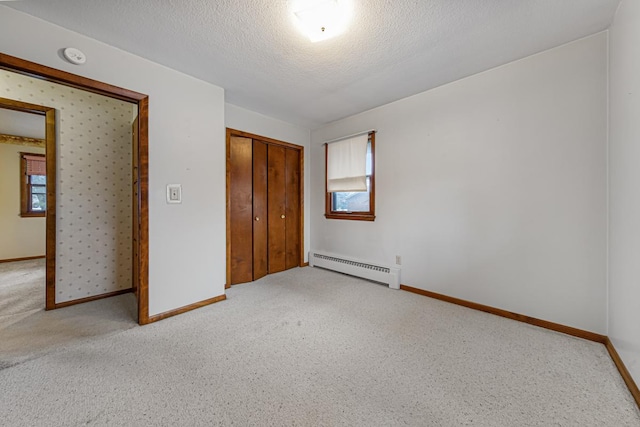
[1,70,135,303]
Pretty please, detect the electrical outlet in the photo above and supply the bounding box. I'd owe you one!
[166,184,182,204]
[396,255,401,265]
[170,188,179,200]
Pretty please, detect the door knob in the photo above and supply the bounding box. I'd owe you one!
[255,217,260,221]
[281,214,285,219]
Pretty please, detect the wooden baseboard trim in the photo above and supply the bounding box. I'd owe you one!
[399,284,607,343]
[301,262,310,267]
[54,288,133,309]
[0,255,45,264]
[146,294,227,324]
[604,338,640,408]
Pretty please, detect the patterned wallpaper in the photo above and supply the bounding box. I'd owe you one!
[1,71,135,303]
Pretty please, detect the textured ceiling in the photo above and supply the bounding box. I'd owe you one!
[6,0,621,128]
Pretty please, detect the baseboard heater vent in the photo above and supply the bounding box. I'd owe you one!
[309,251,400,290]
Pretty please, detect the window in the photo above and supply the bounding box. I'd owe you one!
[325,132,375,221]
[20,152,46,217]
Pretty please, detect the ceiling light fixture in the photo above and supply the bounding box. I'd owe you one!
[292,0,352,42]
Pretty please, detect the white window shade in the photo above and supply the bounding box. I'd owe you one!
[327,134,368,192]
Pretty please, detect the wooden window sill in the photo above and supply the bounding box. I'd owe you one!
[325,213,375,222]
[20,212,46,218]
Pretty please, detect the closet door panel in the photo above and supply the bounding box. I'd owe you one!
[267,144,287,273]
[229,136,253,285]
[285,148,300,270]
[253,140,268,280]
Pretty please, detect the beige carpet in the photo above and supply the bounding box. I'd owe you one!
[1,266,639,426]
[0,258,137,369]
[0,258,46,330]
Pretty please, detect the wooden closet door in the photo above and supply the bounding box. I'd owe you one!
[267,144,287,273]
[252,140,268,280]
[285,148,300,270]
[229,136,253,285]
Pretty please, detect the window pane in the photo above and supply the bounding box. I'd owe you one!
[30,175,46,185]
[325,132,375,221]
[31,194,46,211]
[32,185,46,194]
[332,176,370,212]
[332,192,369,212]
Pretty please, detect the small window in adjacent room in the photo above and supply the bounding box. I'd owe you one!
[325,131,375,221]
[20,152,46,217]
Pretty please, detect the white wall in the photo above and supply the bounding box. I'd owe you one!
[0,143,46,260]
[311,33,608,334]
[225,103,311,262]
[0,6,226,316]
[608,0,640,385]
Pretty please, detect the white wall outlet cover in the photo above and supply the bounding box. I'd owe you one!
[62,47,86,65]
[166,184,182,204]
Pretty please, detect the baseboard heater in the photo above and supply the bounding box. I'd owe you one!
[309,251,401,290]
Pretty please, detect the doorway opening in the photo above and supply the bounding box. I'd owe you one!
[0,53,150,325]
[0,98,55,311]
[0,103,49,325]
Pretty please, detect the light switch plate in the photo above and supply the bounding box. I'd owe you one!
[166,184,182,204]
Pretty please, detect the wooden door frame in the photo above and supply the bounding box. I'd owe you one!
[0,52,150,325]
[226,128,305,288]
[0,98,56,309]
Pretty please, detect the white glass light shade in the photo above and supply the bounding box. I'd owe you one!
[293,0,351,42]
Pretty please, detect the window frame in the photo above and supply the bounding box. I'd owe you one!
[325,132,375,221]
[19,152,46,218]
